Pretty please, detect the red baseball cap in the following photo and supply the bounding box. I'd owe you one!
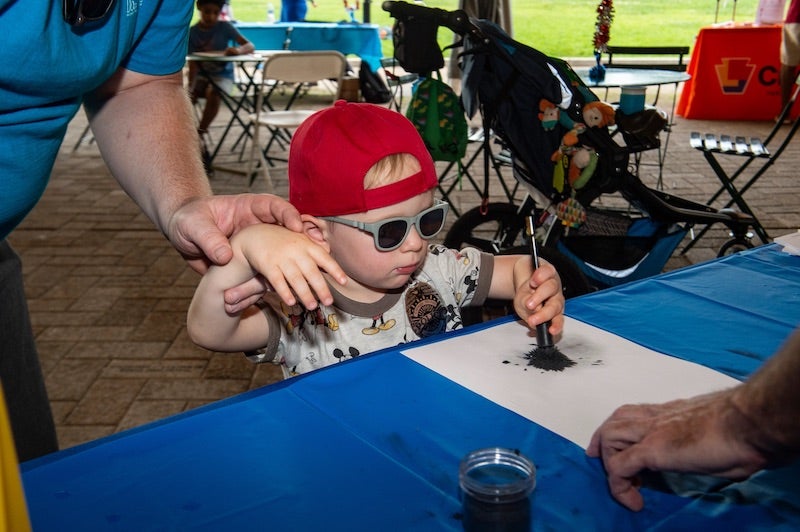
[288,100,438,216]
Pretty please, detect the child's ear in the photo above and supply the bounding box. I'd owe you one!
[301,214,331,252]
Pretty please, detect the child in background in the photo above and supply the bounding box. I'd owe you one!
[188,101,565,378]
[188,0,254,174]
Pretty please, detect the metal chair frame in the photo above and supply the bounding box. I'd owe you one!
[246,51,347,189]
[683,75,800,252]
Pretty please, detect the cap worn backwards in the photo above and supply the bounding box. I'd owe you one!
[288,100,437,217]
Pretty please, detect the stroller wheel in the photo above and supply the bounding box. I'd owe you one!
[444,203,526,253]
[717,238,754,257]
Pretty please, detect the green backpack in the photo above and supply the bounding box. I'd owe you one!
[405,73,468,162]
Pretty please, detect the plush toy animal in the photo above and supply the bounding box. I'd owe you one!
[551,100,614,190]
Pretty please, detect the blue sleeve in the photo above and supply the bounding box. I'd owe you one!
[123,0,193,76]
[223,21,245,44]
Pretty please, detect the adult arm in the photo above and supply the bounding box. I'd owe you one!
[587,327,800,511]
[84,67,345,309]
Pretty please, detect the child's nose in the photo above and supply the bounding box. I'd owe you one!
[401,225,425,251]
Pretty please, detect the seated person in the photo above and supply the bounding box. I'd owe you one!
[187,101,565,378]
[188,0,254,172]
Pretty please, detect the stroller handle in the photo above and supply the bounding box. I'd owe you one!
[382,1,478,37]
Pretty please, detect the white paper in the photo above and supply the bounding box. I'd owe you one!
[775,230,800,256]
[401,318,740,449]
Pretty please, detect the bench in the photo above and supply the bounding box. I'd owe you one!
[606,46,690,72]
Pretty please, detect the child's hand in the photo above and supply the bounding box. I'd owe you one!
[513,259,565,335]
[224,46,241,56]
[233,224,345,311]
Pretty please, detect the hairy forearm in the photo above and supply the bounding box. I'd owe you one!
[731,327,800,465]
[85,68,211,235]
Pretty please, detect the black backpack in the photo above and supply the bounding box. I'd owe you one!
[359,63,391,104]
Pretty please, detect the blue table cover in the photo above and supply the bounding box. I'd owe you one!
[235,22,383,69]
[21,244,800,530]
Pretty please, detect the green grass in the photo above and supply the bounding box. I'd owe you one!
[222,0,761,58]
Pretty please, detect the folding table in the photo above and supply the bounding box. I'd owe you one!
[21,243,800,530]
[576,67,691,188]
[186,53,267,167]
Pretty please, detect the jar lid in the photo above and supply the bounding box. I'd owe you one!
[459,447,536,503]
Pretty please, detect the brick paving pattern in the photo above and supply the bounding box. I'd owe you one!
[9,78,799,451]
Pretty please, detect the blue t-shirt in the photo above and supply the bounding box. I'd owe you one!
[0,0,192,239]
[188,21,243,78]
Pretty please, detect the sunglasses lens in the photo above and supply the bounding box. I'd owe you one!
[377,220,409,250]
[64,0,114,25]
[418,206,446,238]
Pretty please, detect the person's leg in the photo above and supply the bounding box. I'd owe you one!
[780,64,797,110]
[779,23,800,110]
[0,240,58,462]
[198,85,221,133]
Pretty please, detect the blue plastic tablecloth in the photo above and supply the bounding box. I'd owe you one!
[22,244,800,530]
[235,22,383,69]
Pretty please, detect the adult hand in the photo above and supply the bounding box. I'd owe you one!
[586,389,766,511]
[166,193,303,273]
[166,193,346,311]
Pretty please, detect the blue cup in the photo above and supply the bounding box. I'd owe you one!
[619,86,646,115]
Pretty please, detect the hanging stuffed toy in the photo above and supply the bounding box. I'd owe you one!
[538,99,560,131]
[551,100,614,191]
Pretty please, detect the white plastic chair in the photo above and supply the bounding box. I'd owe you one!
[246,51,348,190]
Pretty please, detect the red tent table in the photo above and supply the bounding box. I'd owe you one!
[677,23,800,120]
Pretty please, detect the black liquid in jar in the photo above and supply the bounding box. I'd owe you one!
[459,448,535,532]
[462,491,530,531]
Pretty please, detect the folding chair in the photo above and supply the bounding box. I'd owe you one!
[380,57,419,112]
[436,129,518,217]
[683,74,800,252]
[246,51,347,189]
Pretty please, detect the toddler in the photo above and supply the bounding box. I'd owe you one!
[188,101,565,377]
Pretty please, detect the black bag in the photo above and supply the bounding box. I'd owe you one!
[392,17,444,75]
[359,63,391,104]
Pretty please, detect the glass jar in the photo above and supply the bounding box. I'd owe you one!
[459,447,536,531]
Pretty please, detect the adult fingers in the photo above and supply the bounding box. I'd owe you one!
[224,275,270,314]
[607,472,645,511]
[249,194,303,232]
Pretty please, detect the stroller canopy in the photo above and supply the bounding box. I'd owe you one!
[459,20,596,197]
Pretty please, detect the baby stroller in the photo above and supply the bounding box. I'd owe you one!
[383,1,756,300]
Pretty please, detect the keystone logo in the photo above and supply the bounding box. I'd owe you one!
[714,58,756,94]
